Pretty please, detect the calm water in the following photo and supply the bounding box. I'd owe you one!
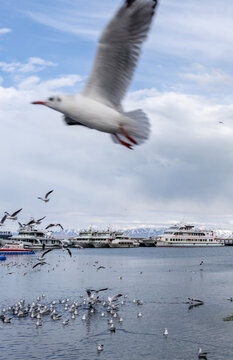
[1,247,233,360]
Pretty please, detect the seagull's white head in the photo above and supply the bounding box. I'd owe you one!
[31,95,64,111]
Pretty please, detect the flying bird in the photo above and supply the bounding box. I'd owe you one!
[32,261,49,269]
[108,293,122,305]
[40,246,72,258]
[46,223,64,230]
[27,216,46,226]
[4,208,22,220]
[38,190,54,203]
[96,266,106,271]
[32,0,158,149]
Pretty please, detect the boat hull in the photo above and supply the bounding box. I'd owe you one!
[0,249,35,254]
[92,241,109,248]
[156,242,224,247]
[109,241,140,248]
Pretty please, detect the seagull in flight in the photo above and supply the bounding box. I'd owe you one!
[4,208,22,220]
[32,261,49,269]
[38,190,54,203]
[27,216,46,226]
[108,293,123,305]
[46,223,64,230]
[32,0,158,149]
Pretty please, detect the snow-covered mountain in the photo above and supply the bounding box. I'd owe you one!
[51,225,233,239]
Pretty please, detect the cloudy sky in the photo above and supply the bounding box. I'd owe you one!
[1,0,233,232]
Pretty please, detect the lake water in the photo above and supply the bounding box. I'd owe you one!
[1,247,233,360]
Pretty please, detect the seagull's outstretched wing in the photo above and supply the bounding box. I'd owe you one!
[11,208,22,217]
[37,216,46,222]
[56,224,64,230]
[82,0,158,110]
[32,262,47,269]
[111,293,123,302]
[41,248,54,258]
[0,214,7,224]
[45,190,53,199]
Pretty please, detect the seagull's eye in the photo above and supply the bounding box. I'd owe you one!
[57,97,61,102]
[48,97,54,101]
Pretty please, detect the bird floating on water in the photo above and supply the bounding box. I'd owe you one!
[163,328,168,336]
[97,344,104,352]
[198,348,208,359]
[32,0,158,149]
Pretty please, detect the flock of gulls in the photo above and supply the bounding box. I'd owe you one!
[0,190,55,230]
[0,283,208,358]
[0,190,66,234]
[0,250,210,359]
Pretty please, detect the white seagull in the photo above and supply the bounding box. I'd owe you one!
[4,208,22,220]
[32,0,158,149]
[38,190,54,203]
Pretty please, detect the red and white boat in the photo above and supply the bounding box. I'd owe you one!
[0,242,35,255]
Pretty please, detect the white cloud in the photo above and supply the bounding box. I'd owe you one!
[0,57,56,74]
[1,74,233,230]
[0,28,11,36]
[180,67,233,86]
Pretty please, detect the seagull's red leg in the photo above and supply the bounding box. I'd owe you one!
[119,126,137,145]
[114,134,133,150]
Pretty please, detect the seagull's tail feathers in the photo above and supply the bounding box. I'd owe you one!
[125,109,150,145]
[110,109,150,147]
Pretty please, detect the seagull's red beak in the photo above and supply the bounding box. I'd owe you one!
[31,101,45,105]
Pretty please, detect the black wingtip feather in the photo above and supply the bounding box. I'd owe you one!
[126,0,136,8]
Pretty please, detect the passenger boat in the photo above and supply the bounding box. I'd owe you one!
[109,232,140,248]
[156,224,224,247]
[71,229,95,248]
[92,230,113,248]
[0,231,13,245]
[9,226,63,250]
[139,237,156,247]
[0,243,35,255]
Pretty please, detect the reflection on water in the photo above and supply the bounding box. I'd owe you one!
[1,247,233,359]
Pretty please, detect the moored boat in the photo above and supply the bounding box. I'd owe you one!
[71,229,95,248]
[9,226,63,250]
[109,232,140,248]
[0,243,35,255]
[92,230,113,248]
[156,224,224,247]
[0,231,13,245]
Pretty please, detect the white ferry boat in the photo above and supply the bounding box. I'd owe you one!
[92,230,113,248]
[72,229,113,248]
[9,226,63,250]
[109,232,140,248]
[0,231,13,245]
[71,229,95,248]
[156,224,224,247]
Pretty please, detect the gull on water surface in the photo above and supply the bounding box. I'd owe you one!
[32,0,158,149]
